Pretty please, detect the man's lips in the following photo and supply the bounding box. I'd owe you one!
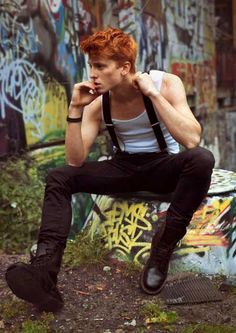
[94,84,102,91]
[89,84,102,95]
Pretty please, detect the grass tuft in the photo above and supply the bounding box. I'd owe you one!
[141,301,178,327]
[0,298,28,320]
[21,312,55,333]
[63,229,109,268]
[122,260,142,276]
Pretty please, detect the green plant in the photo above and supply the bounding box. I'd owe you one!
[21,312,55,333]
[63,229,109,268]
[123,260,142,276]
[136,328,146,333]
[0,155,44,253]
[141,301,178,326]
[181,323,236,333]
[0,299,55,333]
[0,298,27,320]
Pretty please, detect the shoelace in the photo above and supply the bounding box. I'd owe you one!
[30,249,55,267]
[148,243,175,269]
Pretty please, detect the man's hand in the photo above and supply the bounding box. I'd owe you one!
[132,72,160,98]
[70,81,101,108]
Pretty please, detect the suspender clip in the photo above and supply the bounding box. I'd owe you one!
[151,121,160,127]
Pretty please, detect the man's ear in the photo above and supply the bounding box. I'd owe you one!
[121,62,131,75]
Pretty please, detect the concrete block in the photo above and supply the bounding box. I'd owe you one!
[84,169,236,276]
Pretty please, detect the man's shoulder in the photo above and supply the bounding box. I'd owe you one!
[163,72,182,85]
[149,70,182,86]
[162,72,184,94]
[159,72,185,99]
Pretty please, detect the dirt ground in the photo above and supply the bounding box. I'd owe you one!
[1,254,236,333]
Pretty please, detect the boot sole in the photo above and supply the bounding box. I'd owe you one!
[5,263,63,312]
[140,267,167,295]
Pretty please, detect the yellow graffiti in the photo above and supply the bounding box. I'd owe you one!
[31,145,65,164]
[86,195,235,264]
[43,80,68,135]
[25,79,68,145]
[86,195,156,263]
[177,246,210,256]
[183,196,232,247]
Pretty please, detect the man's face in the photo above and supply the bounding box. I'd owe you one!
[88,56,124,93]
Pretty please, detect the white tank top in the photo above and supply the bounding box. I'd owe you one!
[103,70,180,154]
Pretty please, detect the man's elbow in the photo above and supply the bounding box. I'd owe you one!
[66,157,85,167]
[185,135,201,149]
[67,162,84,167]
[65,150,88,167]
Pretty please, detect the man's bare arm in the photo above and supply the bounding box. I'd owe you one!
[65,82,102,167]
[133,73,201,149]
[152,73,201,148]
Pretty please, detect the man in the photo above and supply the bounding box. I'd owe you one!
[5,27,215,312]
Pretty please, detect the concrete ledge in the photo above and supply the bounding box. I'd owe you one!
[84,169,236,276]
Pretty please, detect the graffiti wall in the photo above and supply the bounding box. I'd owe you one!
[0,0,216,156]
[0,0,94,155]
[163,0,216,114]
[83,168,236,275]
[85,192,236,275]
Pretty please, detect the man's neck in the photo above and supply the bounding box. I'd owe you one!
[110,73,141,103]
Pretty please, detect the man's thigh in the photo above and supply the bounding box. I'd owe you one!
[141,147,212,194]
[137,154,179,194]
[139,149,200,194]
[63,158,140,195]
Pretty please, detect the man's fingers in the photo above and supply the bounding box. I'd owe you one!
[136,71,142,77]
[132,72,142,89]
[73,81,95,91]
[89,89,96,95]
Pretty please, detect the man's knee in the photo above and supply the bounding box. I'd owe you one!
[187,147,215,174]
[46,166,70,186]
[194,147,215,168]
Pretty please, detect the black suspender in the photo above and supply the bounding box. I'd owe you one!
[102,92,121,151]
[142,95,167,151]
[102,91,167,152]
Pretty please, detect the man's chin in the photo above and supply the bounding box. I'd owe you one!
[96,87,107,94]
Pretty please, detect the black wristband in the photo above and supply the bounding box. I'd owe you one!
[66,115,82,123]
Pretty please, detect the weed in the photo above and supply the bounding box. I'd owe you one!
[141,301,178,327]
[230,286,236,295]
[0,299,55,333]
[0,156,44,254]
[122,260,142,276]
[136,328,146,333]
[0,298,28,320]
[181,323,236,333]
[63,229,109,268]
[21,312,55,333]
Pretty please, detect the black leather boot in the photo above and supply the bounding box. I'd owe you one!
[140,225,186,295]
[5,243,64,312]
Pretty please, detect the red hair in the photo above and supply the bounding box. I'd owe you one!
[80,27,137,73]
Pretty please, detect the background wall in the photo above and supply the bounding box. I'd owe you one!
[0,0,219,162]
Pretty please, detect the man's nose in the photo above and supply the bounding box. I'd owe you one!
[89,67,97,80]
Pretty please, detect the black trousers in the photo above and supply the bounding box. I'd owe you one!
[38,147,215,248]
